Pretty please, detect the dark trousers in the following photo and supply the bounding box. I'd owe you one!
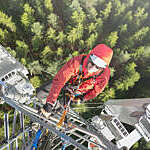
[36,80,52,103]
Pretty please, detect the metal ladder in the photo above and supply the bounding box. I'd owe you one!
[0,110,33,150]
[0,96,120,150]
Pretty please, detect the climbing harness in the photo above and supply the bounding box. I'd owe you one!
[65,55,105,101]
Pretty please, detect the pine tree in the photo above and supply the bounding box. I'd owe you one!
[99,87,115,102]
[118,51,131,64]
[113,0,126,17]
[100,2,112,20]
[67,23,84,45]
[105,31,118,48]
[47,13,59,29]
[70,0,82,12]
[21,3,35,28]
[130,46,145,60]
[31,22,43,52]
[40,46,54,65]
[126,0,135,7]
[114,62,140,92]
[56,47,63,57]
[133,7,148,27]
[6,47,16,58]
[71,10,86,25]
[0,28,8,43]
[41,46,53,57]
[87,7,98,20]
[56,31,66,45]
[31,22,43,37]
[128,26,150,48]
[27,60,43,75]
[20,58,27,66]
[46,27,56,41]
[44,0,53,13]
[119,24,128,34]
[15,40,29,59]
[88,23,97,34]
[122,11,133,25]
[95,18,103,33]
[30,76,42,88]
[32,0,46,19]
[0,11,16,32]
[85,33,98,49]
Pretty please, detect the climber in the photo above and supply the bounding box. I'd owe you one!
[42,44,113,115]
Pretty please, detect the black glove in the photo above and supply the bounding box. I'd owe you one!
[43,102,54,113]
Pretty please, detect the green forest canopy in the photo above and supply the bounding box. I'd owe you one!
[1,0,150,149]
[0,0,150,100]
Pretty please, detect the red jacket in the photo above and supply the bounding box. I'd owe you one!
[46,44,113,104]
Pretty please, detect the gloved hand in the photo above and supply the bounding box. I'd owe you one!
[40,103,54,118]
[43,103,53,113]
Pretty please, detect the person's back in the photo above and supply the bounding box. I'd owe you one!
[40,44,113,115]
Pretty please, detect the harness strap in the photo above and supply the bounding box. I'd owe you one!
[77,56,105,83]
[63,55,105,101]
[76,56,86,83]
[82,69,104,82]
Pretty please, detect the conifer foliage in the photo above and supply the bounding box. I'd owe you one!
[0,3,148,106]
[0,0,150,148]
[0,0,150,97]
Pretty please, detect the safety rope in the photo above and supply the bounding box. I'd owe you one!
[72,105,104,110]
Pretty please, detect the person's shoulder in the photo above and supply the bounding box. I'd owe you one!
[103,66,111,76]
[105,66,110,71]
[96,67,110,82]
[73,54,86,59]
[96,66,110,77]
[72,54,87,62]
[69,54,87,69]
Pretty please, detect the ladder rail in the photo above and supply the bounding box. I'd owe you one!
[3,97,88,150]
[0,127,31,150]
[4,113,9,150]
